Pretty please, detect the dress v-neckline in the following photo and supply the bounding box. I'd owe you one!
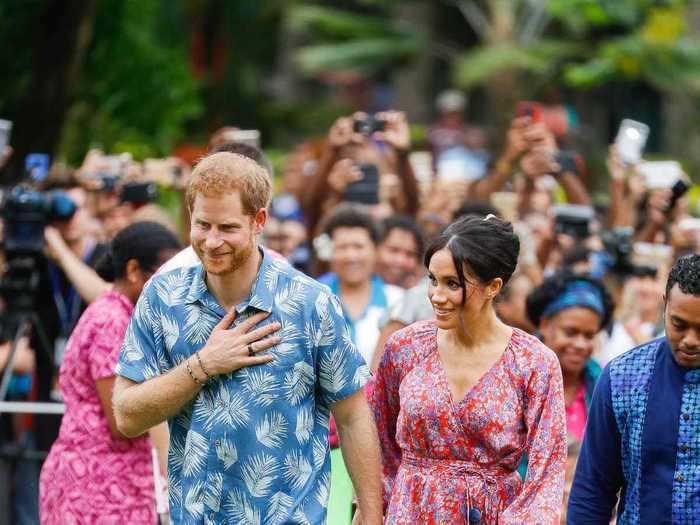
[433,326,514,410]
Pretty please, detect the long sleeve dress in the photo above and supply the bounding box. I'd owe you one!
[369,320,567,524]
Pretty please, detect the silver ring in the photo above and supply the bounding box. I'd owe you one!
[247,343,255,357]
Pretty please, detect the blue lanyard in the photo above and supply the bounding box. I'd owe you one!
[48,242,95,336]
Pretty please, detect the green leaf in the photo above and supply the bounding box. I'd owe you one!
[287,5,396,39]
[295,36,423,74]
[453,40,582,87]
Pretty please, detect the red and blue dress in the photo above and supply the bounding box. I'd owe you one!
[370,320,567,524]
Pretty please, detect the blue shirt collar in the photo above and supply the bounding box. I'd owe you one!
[184,247,278,315]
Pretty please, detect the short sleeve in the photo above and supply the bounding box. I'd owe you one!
[315,292,371,405]
[116,285,163,383]
[89,313,131,381]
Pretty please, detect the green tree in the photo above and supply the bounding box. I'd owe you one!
[287,1,700,123]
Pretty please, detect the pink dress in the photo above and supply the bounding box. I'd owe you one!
[565,383,587,442]
[370,320,567,524]
[39,291,156,525]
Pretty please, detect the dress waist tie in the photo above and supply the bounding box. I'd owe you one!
[402,451,509,524]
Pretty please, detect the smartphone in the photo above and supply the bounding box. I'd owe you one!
[516,101,544,123]
[344,163,380,205]
[0,119,12,152]
[120,181,158,204]
[666,178,691,213]
[25,153,50,183]
[638,161,683,189]
[553,204,594,240]
[615,119,649,165]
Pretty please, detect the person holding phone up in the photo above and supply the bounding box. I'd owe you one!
[305,111,419,239]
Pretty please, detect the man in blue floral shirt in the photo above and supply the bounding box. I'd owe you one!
[113,152,383,524]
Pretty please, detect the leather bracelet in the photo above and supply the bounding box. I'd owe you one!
[185,357,204,386]
[195,350,212,381]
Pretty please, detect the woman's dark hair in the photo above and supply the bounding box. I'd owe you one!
[95,221,182,282]
[423,215,520,304]
[526,271,614,329]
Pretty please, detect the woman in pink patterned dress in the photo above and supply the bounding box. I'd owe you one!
[39,222,181,525]
[369,215,567,524]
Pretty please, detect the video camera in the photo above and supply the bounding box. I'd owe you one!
[1,186,76,254]
[0,186,76,323]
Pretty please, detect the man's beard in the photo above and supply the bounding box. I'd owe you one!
[196,233,255,276]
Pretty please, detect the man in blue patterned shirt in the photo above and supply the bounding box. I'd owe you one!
[568,254,700,524]
[113,152,383,524]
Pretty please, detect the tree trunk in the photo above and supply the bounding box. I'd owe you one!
[391,2,434,124]
[9,0,96,181]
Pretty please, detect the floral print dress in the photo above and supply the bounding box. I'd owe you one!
[39,291,156,525]
[370,320,567,524]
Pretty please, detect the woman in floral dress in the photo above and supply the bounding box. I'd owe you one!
[369,215,567,524]
[39,222,181,524]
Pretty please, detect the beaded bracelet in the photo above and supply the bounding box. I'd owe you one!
[195,350,213,381]
[185,357,204,386]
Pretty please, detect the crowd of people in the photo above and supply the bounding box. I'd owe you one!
[0,91,699,525]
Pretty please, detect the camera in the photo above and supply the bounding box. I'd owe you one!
[553,205,594,240]
[353,115,386,136]
[120,181,158,205]
[0,186,76,254]
[600,228,635,277]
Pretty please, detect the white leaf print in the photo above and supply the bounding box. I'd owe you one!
[255,411,289,449]
[264,491,294,525]
[316,306,336,347]
[263,265,278,290]
[283,362,315,405]
[184,304,217,345]
[225,488,261,525]
[292,508,312,525]
[215,435,238,470]
[203,472,224,512]
[169,431,187,473]
[293,273,316,288]
[121,343,144,363]
[283,450,312,492]
[295,405,314,445]
[184,480,205,517]
[319,346,348,394]
[153,273,190,307]
[315,472,331,507]
[278,320,304,345]
[200,388,250,431]
[168,469,182,511]
[328,294,344,317]
[314,292,328,315]
[353,364,371,387]
[275,280,305,317]
[312,435,328,470]
[314,403,330,430]
[182,430,209,477]
[160,313,180,352]
[242,369,280,407]
[241,453,279,498]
